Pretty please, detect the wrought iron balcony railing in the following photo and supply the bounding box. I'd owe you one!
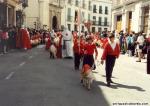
[92,21,110,26]
[67,16,74,22]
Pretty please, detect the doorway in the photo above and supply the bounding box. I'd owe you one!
[52,16,58,30]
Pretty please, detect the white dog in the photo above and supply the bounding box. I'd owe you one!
[81,64,95,90]
[49,44,57,59]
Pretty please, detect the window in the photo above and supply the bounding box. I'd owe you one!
[82,0,86,8]
[98,27,102,33]
[93,16,96,25]
[75,0,79,6]
[22,0,28,7]
[93,5,97,13]
[88,14,90,21]
[105,6,108,14]
[67,8,72,22]
[99,6,102,14]
[92,27,95,33]
[75,10,78,22]
[99,17,102,25]
[88,1,92,11]
[104,17,107,26]
[67,8,71,16]
[68,24,71,31]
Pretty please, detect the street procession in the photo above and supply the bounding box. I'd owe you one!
[0,0,150,106]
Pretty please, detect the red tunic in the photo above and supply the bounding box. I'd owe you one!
[73,39,84,54]
[101,42,120,60]
[101,37,108,48]
[20,29,31,49]
[84,43,98,56]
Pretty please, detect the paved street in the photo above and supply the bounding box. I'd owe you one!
[0,45,149,106]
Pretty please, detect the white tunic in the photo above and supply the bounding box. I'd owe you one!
[62,29,73,58]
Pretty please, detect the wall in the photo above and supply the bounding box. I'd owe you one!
[24,0,39,28]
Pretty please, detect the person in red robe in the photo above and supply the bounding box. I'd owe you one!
[45,35,51,50]
[56,31,62,58]
[19,27,31,50]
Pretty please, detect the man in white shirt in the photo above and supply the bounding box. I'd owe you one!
[136,34,145,62]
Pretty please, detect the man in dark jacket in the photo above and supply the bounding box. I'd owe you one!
[147,36,150,74]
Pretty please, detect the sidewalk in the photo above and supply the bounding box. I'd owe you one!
[93,48,149,106]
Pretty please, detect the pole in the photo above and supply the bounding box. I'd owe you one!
[78,0,82,54]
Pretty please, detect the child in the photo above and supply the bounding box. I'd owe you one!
[73,35,84,70]
[82,36,98,68]
[81,36,98,83]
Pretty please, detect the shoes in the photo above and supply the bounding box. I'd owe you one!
[75,67,79,70]
[107,82,111,87]
[110,80,114,83]
[136,60,141,62]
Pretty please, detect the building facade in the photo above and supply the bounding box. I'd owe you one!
[0,0,24,28]
[24,0,112,32]
[61,0,112,32]
[112,0,150,35]
[24,0,64,30]
[61,0,91,32]
[91,0,112,32]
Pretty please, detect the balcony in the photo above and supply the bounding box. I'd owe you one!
[92,21,110,26]
[67,16,73,22]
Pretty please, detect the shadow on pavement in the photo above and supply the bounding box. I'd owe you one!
[0,48,111,106]
[94,81,145,92]
[101,75,118,79]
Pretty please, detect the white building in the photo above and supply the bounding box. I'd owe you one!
[61,0,112,32]
[61,0,92,32]
[112,0,150,35]
[91,0,112,32]
[24,0,64,30]
[24,0,112,32]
